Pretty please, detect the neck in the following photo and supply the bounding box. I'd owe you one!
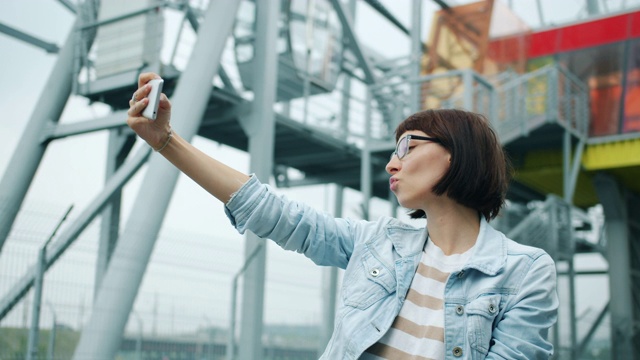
[424,202,480,255]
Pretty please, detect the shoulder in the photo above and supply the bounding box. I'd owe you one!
[505,241,556,276]
[498,233,557,290]
[488,224,554,265]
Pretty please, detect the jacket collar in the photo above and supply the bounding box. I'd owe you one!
[385,216,507,276]
[464,217,507,276]
[385,218,428,258]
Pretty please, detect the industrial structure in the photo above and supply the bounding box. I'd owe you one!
[0,0,639,359]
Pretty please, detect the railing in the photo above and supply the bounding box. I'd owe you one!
[363,69,496,144]
[495,195,575,261]
[493,64,590,144]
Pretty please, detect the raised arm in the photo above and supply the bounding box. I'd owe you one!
[127,72,249,203]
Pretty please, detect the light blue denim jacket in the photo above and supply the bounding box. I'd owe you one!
[225,176,558,359]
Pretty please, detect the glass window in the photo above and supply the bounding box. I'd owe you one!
[623,40,640,133]
[557,43,625,137]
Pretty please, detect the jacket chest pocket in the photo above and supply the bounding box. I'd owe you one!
[341,250,396,310]
[465,294,502,356]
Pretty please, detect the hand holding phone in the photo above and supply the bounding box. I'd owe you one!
[142,78,164,120]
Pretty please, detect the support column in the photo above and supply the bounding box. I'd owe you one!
[462,69,474,111]
[562,130,577,360]
[0,0,99,253]
[237,1,281,359]
[593,173,634,360]
[94,130,135,298]
[410,0,422,113]
[361,88,373,221]
[72,1,241,359]
[0,18,81,252]
[319,185,342,353]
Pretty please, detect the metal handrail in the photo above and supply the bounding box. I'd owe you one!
[492,64,590,143]
[502,195,576,261]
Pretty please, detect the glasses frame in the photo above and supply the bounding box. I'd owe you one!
[391,134,440,160]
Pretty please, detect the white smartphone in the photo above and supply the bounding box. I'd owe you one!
[142,78,164,120]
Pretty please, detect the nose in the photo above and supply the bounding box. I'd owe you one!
[386,155,400,174]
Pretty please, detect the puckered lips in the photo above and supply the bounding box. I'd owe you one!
[389,177,398,192]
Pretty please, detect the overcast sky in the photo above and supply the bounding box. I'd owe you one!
[0,0,614,344]
[0,0,434,335]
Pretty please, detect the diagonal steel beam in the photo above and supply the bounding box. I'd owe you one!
[56,0,78,13]
[47,111,129,140]
[72,1,243,358]
[432,0,451,11]
[364,0,410,34]
[183,4,239,95]
[330,0,377,84]
[0,14,91,254]
[0,22,59,53]
[0,147,150,321]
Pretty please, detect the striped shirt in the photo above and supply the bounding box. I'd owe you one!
[361,239,475,360]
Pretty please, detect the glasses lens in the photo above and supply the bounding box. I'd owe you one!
[397,136,409,159]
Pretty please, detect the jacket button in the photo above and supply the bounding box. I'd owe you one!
[489,304,497,314]
[370,268,380,277]
[453,346,463,357]
[455,305,464,315]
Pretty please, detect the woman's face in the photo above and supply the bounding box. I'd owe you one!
[385,130,451,210]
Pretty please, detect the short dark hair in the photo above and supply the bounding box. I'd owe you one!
[394,109,511,221]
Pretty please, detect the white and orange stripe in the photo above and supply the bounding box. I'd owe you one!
[361,240,475,360]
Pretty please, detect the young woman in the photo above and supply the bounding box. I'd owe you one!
[128,73,558,359]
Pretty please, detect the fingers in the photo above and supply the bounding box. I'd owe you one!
[138,72,162,88]
[131,82,153,104]
[127,97,148,117]
[158,92,170,109]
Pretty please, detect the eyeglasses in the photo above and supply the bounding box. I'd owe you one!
[391,134,440,160]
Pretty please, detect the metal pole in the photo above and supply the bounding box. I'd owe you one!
[319,185,342,352]
[26,245,46,360]
[227,243,264,360]
[535,0,545,27]
[410,0,422,113]
[46,302,57,360]
[72,1,242,358]
[237,1,281,358]
[586,0,601,15]
[567,258,578,360]
[462,69,474,111]
[26,206,71,360]
[95,130,134,298]
[593,174,635,360]
[303,0,316,125]
[563,130,578,360]
[361,88,373,221]
[338,0,356,141]
[133,313,143,360]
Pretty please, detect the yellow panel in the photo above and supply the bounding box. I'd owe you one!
[512,149,600,207]
[583,138,640,170]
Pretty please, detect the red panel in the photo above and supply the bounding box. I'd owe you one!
[528,30,558,58]
[558,15,629,52]
[489,11,640,60]
[487,35,531,63]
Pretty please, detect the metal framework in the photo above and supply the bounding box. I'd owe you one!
[1,1,639,359]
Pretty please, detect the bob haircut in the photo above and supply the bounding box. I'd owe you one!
[394,109,511,221]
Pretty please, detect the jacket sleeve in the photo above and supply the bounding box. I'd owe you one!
[486,253,559,359]
[224,175,356,269]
